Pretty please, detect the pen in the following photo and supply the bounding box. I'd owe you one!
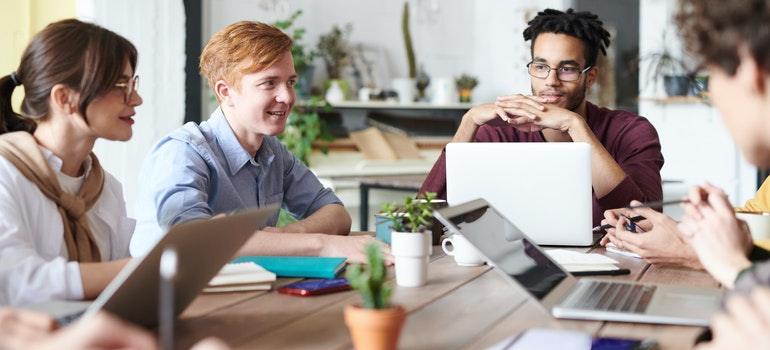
[626,199,690,209]
[592,215,645,233]
[593,199,691,234]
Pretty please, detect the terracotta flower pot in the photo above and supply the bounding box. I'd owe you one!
[344,304,406,350]
[458,88,473,102]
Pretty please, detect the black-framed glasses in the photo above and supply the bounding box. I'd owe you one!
[114,75,139,103]
[526,62,592,82]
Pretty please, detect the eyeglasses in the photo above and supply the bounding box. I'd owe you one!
[526,62,592,82]
[114,75,139,103]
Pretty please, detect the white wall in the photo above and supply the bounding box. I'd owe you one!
[77,0,186,216]
[203,0,570,113]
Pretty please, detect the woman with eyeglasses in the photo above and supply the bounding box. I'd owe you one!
[0,19,142,306]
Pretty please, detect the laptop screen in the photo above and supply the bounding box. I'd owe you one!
[446,204,568,300]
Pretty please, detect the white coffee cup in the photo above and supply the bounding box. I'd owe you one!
[441,234,485,266]
[736,211,770,250]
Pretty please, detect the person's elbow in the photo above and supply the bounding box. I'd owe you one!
[332,204,352,235]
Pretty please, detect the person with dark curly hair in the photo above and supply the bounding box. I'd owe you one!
[420,8,664,230]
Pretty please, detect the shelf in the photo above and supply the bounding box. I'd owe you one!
[313,136,451,151]
[638,95,710,105]
[329,100,474,110]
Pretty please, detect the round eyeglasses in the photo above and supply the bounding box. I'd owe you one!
[114,75,139,103]
[526,62,591,82]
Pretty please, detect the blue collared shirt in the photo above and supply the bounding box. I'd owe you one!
[129,107,342,255]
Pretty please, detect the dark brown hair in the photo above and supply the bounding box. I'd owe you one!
[677,0,770,76]
[0,19,137,134]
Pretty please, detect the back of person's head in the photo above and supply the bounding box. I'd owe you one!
[199,21,292,97]
[677,0,770,76]
[0,19,137,135]
[523,8,611,68]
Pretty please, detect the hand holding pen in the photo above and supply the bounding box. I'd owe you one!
[593,199,690,234]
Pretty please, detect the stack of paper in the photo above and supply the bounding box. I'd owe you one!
[203,262,277,293]
[545,249,620,273]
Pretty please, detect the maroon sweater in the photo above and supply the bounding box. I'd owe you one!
[419,102,664,226]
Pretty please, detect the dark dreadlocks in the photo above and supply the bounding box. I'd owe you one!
[523,8,611,68]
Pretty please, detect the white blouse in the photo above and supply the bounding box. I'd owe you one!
[0,148,135,306]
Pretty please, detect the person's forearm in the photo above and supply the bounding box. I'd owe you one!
[281,204,351,235]
[567,118,626,198]
[237,231,324,256]
[452,113,480,142]
[79,259,130,299]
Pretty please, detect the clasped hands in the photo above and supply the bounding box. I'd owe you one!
[468,94,579,132]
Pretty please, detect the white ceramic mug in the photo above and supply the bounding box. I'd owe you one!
[441,234,484,266]
[736,211,770,250]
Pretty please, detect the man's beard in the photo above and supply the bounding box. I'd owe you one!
[531,79,588,112]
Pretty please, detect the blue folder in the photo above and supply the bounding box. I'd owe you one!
[232,256,347,279]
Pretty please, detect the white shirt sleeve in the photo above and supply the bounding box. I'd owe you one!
[0,164,84,306]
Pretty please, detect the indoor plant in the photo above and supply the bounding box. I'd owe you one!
[273,10,317,99]
[381,192,436,287]
[317,23,353,99]
[392,1,417,103]
[454,74,478,103]
[344,243,406,350]
[276,97,334,226]
[277,97,334,166]
[641,50,691,96]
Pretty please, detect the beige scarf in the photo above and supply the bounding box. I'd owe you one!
[0,132,104,262]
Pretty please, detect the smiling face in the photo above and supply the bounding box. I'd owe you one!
[530,33,596,111]
[83,61,142,141]
[221,51,297,137]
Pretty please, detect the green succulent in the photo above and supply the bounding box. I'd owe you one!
[346,243,392,309]
[381,192,437,233]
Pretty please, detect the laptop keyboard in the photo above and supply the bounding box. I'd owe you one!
[566,281,656,313]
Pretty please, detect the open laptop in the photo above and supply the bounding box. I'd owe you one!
[434,199,723,326]
[29,204,278,327]
[446,142,592,246]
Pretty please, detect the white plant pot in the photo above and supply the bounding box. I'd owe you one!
[391,78,415,104]
[391,230,431,287]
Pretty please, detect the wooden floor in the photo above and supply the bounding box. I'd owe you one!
[176,243,720,350]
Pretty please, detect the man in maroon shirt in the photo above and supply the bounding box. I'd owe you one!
[420,8,664,226]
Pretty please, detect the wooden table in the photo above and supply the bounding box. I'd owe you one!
[176,243,720,350]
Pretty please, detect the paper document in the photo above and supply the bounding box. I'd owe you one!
[208,262,276,286]
[545,249,619,265]
[605,243,643,259]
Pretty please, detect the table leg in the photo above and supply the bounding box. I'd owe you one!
[359,184,370,231]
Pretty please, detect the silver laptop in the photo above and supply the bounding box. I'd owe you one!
[29,205,278,327]
[434,199,723,326]
[446,142,592,246]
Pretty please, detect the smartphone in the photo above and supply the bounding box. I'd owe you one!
[277,278,351,296]
[492,328,658,350]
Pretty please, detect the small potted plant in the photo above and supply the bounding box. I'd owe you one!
[344,244,406,350]
[381,192,436,287]
[455,74,478,103]
[635,33,696,97]
[317,23,353,100]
